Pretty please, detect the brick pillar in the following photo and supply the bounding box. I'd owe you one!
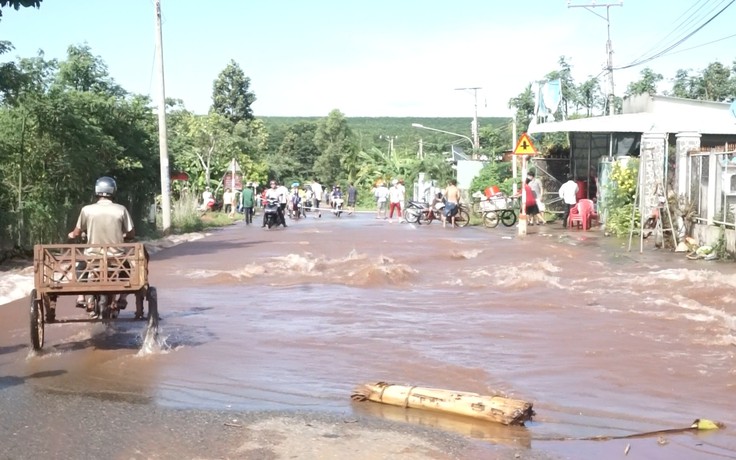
[640,133,667,221]
[675,132,701,198]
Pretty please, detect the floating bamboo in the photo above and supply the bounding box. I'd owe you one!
[351,381,534,426]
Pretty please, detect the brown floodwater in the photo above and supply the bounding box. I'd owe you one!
[1,212,735,458]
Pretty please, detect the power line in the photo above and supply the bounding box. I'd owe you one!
[617,0,735,70]
[666,31,736,56]
[627,0,713,66]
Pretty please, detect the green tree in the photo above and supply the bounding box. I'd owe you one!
[176,112,240,191]
[576,77,603,116]
[508,84,534,134]
[211,59,256,124]
[313,109,355,186]
[670,69,697,99]
[267,121,319,182]
[698,62,733,101]
[0,46,158,248]
[469,161,514,195]
[0,0,41,18]
[545,56,577,120]
[54,44,124,96]
[625,67,663,97]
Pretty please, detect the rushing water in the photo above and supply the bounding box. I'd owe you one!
[1,213,734,458]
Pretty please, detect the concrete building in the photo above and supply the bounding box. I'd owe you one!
[528,93,736,252]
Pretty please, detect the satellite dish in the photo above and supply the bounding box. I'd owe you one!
[730,99,736,119]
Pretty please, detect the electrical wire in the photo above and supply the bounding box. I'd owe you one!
[616,0,735,70]
[626,0,713,66]
[626,0,725,67]
[663,31,736,57]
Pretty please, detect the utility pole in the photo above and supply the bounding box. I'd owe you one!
[455,87,481,152]
[381,135,397,157]
[568,1,622,116]
[154,0,171,233]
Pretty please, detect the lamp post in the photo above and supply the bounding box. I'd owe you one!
[454,87,481,150]
[411,123,473,147]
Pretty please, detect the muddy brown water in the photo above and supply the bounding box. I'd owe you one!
[1,212,735,459]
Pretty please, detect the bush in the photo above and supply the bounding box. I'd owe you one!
[469,161,513,195]
[603,159,639,237]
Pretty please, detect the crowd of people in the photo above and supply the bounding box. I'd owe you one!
[196,169,599,230]
[199,179,362,228]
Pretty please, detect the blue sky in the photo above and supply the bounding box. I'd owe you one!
[1,0,735,119]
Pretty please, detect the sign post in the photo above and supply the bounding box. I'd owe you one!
[512,133,539,236]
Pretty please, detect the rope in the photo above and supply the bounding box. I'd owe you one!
[403,386,417,408]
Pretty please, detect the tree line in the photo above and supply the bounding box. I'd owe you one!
[1,43,502,255]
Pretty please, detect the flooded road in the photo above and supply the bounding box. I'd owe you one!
[1,213,735,459]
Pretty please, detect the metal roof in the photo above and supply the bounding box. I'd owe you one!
[528,111,736,135]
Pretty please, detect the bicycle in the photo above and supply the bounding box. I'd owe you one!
[418,203,470,228]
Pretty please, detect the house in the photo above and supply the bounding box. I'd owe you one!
[527,93,736,252]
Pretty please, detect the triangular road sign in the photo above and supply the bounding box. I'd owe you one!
[513,133,538,155]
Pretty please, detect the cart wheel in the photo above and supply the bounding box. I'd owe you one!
[29,289,45,351]
[455,209,470,228]
[146,287,159,331]
[135,292,145,317]
[501,210,517,227]
[483,211,500,228]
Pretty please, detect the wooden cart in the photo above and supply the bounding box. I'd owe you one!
[29,242,158,351]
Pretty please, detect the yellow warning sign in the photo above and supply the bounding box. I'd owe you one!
[513,133,538,155]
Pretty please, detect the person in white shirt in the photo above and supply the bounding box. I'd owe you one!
[201,187,213,211]
[222,188,233,215]
[388,179,405,223]
[558,175,579,228]
[311,179,323,218]
[373,181,389,219]
[276,182,289,227]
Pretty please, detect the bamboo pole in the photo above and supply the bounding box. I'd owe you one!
[352,382,534,426]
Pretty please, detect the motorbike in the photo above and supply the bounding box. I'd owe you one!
[263,198,282,228]
[332,197,344,217]
[206,197,222,212]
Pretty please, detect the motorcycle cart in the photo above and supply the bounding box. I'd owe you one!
[29,242,158,351]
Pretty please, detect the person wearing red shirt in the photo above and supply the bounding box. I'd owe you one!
[523,178,541,225]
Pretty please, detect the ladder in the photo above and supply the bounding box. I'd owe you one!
[627,154,678,252]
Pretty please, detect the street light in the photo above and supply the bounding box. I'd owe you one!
[411,123,473,147]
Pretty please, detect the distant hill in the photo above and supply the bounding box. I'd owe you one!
[260,116,512,153]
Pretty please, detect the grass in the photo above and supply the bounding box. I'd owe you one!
[154,193,240,235]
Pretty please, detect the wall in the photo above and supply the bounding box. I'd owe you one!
[456,160,486,190]
[691,223,736,254]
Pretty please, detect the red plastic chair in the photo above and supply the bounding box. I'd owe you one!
[568,199,598,230]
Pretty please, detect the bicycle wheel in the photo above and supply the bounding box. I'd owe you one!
[483,211,500,228]
[454,209,470,228]
[500,210,517,227]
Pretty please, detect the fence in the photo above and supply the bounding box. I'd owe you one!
[689,144,736,228]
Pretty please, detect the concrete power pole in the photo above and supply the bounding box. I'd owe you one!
[455,87,481,152]
[154,0,172,234]
[568,1,622,116]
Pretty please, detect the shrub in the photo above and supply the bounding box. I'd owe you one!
[603,159,639,237]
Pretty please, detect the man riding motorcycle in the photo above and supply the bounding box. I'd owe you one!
[47,176,137,321]
[262,180,287,228]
